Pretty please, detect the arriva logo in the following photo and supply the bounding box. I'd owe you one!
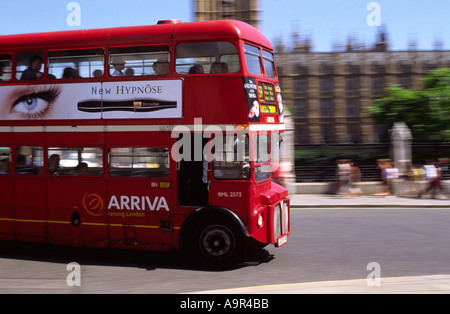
[82,193,104,217]
[82,193,170,217]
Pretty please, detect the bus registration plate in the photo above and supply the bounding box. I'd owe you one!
[277,235,288,247]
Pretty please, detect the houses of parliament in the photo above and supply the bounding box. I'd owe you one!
[194,0,450,146]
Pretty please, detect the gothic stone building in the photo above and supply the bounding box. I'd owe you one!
[275,41,450,146]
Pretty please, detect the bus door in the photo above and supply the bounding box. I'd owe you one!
[177,135,208,206]
[14,145,46,243]
[107,147,173,251]
[46,147,107,247]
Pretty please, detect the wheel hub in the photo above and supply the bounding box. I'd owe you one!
[200,225,234,258]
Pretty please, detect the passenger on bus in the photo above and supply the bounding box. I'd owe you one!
[188,64,204,74]
[62,67,78,79]
[48,154,61,175]
[93,69,103,78]
[0,64,3,80]
[153,61,169,75]
[210,62,228,73]
[125,68,135,76]
[111,57,125,76]
[0,160,10,174]
[20,56,43,80]
[16,154,25,165]
[75,162,88,175]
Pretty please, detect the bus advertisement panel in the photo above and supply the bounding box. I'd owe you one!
[0,80,182,120]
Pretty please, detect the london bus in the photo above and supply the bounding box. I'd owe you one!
[0,19,290,268]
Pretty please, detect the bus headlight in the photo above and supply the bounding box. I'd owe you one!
[257,213,264,228]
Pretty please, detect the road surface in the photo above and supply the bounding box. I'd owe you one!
[1,207,449,293]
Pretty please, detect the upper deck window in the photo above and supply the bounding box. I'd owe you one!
[48,49,104,79]
[0,55,12,82]
[109,45,170,77]
[176,42,240,74]
[16,51,44,81]
[262,50,276,79]
[244,44,263,76]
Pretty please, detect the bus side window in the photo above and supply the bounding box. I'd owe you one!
[16,146,43,175]
[48,49,104,79]
[47,147,103,176]
[213,134,251,180]
[109,148,170,178]
[108,46,170,77]
[16,51,45,81]
[0,54,12,82]
[0,147,11,174]
[175,42,240,74]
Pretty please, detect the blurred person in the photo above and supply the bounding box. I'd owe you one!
[48,154,61,175]
[20,55,43,80]
[385,160,399,195]
[189,64,204,74]
[437,158,450,196]
[398,160,413,196]
[62,67,78,79]
[406,164,425,196]
[210,62,228,73]
[0,159,10,174]
[374,159,389,196]
[75,162,88,175]
[125,68,135,76]
[153,61,169,75]
[111,57,125,76]
[93,69,103,77]
[419,160,439,199]
[349,161,362,196]
[374,159,397,196]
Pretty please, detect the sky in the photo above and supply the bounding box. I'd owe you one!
[0,0,449,52]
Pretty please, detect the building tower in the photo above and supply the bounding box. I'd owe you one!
[194,0,261,29]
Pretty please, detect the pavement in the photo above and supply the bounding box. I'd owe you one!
[189,275,450,294]
[289,193,450,208]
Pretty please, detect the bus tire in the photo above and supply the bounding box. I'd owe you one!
[188,216,247,269]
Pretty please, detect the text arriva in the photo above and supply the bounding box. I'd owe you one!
[108,195,169,211]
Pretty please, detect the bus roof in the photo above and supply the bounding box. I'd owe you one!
[0,20,273,51]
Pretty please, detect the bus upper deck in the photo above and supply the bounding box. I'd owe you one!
[0,20,283,127]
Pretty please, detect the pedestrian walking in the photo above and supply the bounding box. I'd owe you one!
[374,159,397,196]
[349,161,362,196]
[419,160,439,199]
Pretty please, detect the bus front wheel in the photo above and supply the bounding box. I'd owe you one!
[188,217,247,269]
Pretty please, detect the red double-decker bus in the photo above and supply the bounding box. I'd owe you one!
[0,19,290,268]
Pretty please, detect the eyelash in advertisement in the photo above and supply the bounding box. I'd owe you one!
[11,86,61,119]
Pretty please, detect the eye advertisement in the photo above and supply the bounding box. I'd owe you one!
[0,80,182,120]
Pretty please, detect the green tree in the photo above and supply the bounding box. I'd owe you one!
[368,68,450,142]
